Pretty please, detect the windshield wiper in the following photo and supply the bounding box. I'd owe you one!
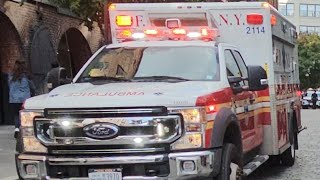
[81,76,131,82]
[133,76,190,81]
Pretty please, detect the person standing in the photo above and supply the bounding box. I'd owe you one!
[8,61,35,138]
[311,90,318,109]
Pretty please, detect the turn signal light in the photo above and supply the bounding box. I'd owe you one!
[206,105,216,114]
[116,15,133,26]
[247,14,264,25]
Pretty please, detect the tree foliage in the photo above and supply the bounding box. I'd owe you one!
[48,0,105,30]
[298,33,320,89]
[48,0,224,31]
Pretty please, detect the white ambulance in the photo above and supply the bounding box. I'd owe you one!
[16,2,304,180]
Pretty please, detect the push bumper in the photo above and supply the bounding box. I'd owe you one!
[16,149,222,180]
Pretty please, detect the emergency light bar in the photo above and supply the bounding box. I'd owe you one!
[116,27,218,42]
[114,16,218,42]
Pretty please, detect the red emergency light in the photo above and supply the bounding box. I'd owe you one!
[247,14,264,25]
[115,25,218,42]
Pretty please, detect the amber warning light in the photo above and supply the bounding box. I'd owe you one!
[116,15,133,26]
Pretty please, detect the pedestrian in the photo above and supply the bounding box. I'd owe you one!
[311,90,318,109]
[8,61,35,138]
[45,61,60,92]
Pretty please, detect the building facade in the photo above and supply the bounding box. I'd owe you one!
[279,0,320,34]
[0,0,104,125]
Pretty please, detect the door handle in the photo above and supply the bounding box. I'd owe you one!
[249,97,255,104]
[244,105,249,113]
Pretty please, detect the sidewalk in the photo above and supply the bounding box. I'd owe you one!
[0,126,18,180]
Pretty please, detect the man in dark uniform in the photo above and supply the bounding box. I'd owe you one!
[311,90,318,109]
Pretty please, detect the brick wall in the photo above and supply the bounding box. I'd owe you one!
[0,0,104,73]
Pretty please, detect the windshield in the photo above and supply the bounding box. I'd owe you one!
[306,91,320,97]
[77,46,220,83]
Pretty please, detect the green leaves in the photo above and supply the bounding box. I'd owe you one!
[48,0,106,30]
[48,0,211,30]
[298,33,320,89]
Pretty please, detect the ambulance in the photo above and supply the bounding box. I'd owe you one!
[16,2,304,180]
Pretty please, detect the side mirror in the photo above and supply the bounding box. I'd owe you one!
[47,67,71,91]
[247,65,268,91]
[228,76,244,94]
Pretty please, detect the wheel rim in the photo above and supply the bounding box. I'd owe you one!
[230,162,240,180]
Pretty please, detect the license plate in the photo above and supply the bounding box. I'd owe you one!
[88,168,122,180]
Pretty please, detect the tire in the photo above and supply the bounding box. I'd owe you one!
[281,144,295,166]
[15,134,24,180]
[216,143,243,180]
[281,115,296,166]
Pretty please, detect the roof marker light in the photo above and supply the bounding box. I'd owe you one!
[247,14,264,25]
[109,4,116,10]
[262,2,270,8]
[116,15,133,26]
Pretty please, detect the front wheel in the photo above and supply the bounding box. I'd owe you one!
[216,143,243,180]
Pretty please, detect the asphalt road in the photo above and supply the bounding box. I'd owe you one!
[248,109,319,180]
[0,126,17,180]
[0,109,317,180]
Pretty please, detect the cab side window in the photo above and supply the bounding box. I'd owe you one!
[224,49,244,86]
[233,50,248,85]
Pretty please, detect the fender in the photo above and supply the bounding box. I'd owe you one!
[211,107,243,165]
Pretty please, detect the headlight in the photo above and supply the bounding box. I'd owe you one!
[20,110,47,153]
[170,107,208,150]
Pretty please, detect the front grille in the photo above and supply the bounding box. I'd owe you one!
[47,162,170,178]
[35,107,182,154]
[53,124,158,137]
[44,107,168,118]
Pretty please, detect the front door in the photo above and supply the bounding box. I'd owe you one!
[224,48,262,153]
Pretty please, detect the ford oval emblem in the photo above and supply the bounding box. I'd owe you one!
[83,123,119,140]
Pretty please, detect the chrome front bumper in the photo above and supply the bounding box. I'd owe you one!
[17,150,221,180]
